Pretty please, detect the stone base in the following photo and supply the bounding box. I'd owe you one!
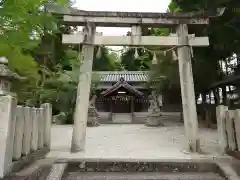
[112,114,132,124]
[145,115,164,127]
[87,117,100,127]
[10,146,50,175]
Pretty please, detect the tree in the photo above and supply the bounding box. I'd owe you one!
[0,0,69,105]
[166,0,240,124]
[170,0,240,99]
[93,46,119,71]
[121,28,170,71]
[41,50,100,124]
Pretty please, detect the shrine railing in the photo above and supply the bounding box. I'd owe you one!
[0,95,52,178]
[216,105,240,154]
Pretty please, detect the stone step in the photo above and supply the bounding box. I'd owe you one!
[100,113,181,124]
[63,172,225,180]
[60,161,228,180]
[2,159,54,180]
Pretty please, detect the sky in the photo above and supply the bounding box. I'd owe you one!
[73,0,171,36]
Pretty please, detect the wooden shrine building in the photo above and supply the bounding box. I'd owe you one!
[93,71,181,123]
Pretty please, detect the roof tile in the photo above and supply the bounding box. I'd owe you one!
[94,71,149,82]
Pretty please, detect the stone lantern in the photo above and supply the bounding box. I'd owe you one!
[0,57,21,96]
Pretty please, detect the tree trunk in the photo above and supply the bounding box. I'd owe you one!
[214,88,220,105]
[222,86,227,105]
[201,92,207,123]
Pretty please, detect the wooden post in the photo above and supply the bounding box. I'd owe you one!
[176,24,199,152]
[216,105,228,154]
[226,110,237,151]
[71,23,96,152]
[131,96,134,120]
[109,97,112,121]
[234,109,240,151]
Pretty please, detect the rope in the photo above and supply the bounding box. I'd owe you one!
[97,44,192,55]
[79,41,194,63]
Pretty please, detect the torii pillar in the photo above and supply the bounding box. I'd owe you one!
[177,24,199,152]
[71,23,96,152]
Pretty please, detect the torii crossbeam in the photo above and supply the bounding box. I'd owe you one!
[46,4,224,153]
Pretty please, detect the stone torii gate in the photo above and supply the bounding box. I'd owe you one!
[47,5,224,153]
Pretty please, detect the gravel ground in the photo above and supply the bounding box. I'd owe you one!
[47,124,231,160]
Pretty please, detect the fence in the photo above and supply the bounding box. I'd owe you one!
[0,95,52,178]
[216,105,240,154]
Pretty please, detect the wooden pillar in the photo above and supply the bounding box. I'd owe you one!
[235,109,240,151]
[71,23,96,152]
[216,105,228,154]
[110,98,113,121]
[226,110,237,151]
[177,24,199,152]
[131,96,134,115]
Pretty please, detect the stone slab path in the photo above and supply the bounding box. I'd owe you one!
[62,172,225,180]
[47,124,231,161]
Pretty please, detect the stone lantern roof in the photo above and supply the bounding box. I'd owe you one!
[0,57,24,96]
[0,57,21,80]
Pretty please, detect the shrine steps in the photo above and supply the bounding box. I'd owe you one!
[59,161,229,180]
[4,160,240,180]
[63,172,224,180]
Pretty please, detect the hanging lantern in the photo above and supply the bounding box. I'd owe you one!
[152,52,158,64]
[172,50,178,61]
[134,48,139,59]
[96,46,102,58]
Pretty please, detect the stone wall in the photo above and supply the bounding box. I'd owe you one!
[216,105,240,154]
[0,95,52,178]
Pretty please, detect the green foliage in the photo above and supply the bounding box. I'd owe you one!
[120,27,179,94]
[167,1,181,12]
[93,46,120,71]
[147,52,180,94]
[40,50,101,123]
[121,28,170,71]
[0,0,69,105]
[121,48,152,71]
[170,0,240,97]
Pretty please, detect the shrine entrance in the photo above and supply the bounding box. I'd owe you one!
[111,95,132,113]
[47,4,224,152]
[100,77,144,123]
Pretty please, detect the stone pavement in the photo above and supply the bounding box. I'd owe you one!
[62,172,225,180]
[47,124,232,161]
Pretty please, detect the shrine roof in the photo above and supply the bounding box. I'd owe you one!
[93,71,149,83]
[209,75,240,89]
[101,77,144,96]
